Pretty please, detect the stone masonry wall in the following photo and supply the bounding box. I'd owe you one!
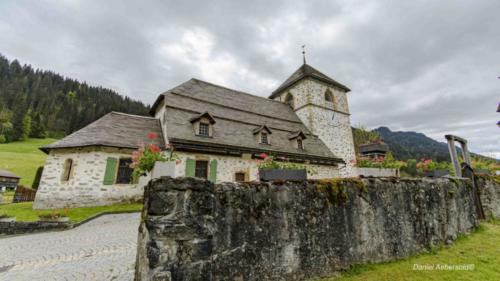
[173,152,339,183]
[135,177,495,281]
[274,79,356,177]
[477,176,500,219]
[34,148,339,209]
[34,147,144,209]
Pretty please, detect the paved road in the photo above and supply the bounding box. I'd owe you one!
[0,213,140,281]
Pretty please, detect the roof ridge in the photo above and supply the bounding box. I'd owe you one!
[190,78,286,105]
[109,111,157,120]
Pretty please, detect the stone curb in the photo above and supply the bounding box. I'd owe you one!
[72,209,142,227]
[0,209,141,237]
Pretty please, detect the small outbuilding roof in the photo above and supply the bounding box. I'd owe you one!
[40,112,164,153]
[269,63,350,99]
[359,143,389,154]
[0,169,20,179]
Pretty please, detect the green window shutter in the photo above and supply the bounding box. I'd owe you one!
[185,158,196,178]
[103,157,118,185]
[209,160,218,183]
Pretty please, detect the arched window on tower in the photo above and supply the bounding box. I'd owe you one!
[285,93,294,108]
[325,89,336,109]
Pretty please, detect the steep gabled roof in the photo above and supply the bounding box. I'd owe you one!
[45,78,344,165]
[160,79,343,164]
[269,63,350,99]
[40,112,164,153]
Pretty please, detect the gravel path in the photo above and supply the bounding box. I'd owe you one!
[0,213,140,281]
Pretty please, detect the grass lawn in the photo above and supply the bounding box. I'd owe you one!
[319,221,500,281]
[0,138,56,186]
[0,202,142,222]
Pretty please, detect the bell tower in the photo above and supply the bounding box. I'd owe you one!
[270,63,356,177]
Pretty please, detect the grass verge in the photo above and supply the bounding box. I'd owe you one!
[0,202,142,223]
[318,220,500,281]
[0,138,56,186]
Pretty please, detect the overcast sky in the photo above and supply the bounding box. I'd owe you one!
[0,0,498,158]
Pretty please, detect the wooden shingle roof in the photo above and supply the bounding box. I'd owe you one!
[44,77,344,165]
[40,112,164,153]
[156,78,343,165]
[0,169,20,179]
[269,63,350,99]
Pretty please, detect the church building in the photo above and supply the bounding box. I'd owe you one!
[34,63,356,209]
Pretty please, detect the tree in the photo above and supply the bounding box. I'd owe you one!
[0,53,149,142]
[30,112,47,138]
[20,110,32,140]
[11,102,28,141]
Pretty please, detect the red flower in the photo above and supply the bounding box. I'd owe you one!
[259,153,268,159]
[147,132,158,140]
[148,144,161,153]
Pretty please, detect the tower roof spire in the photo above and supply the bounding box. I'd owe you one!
[269,63,351,98]
[301,45,306,64]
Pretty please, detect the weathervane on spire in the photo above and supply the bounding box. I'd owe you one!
[302,45,306,64]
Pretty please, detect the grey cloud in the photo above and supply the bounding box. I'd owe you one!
[0,0,498,156]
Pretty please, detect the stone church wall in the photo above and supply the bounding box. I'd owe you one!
[135,177,493,281]
[276,79,356,177]
[34,149,340,209]
[34,147,144,209]
[173,152,340,183]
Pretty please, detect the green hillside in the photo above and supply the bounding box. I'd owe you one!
[0,138,54,186]
[0,53,149,143]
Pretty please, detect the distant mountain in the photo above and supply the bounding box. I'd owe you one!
[373,127,453,162]
[371,127,499,162]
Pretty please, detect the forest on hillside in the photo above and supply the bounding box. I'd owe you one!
[0,54,149,142]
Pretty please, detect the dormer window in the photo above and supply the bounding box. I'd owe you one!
[199,122,209,136]
[288,130,307,150]
[190,112,216,137]
[261,132,269,144]
[253,125,272,145]
[297,138,303,150]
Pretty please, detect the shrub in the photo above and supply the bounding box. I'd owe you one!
[131,133,177,180]
[355,154,405,169]
[257,153,317,176]
[471,156,500,174]
[416,158,454,176]
[31,166,44,189]
[402,159,418,176]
